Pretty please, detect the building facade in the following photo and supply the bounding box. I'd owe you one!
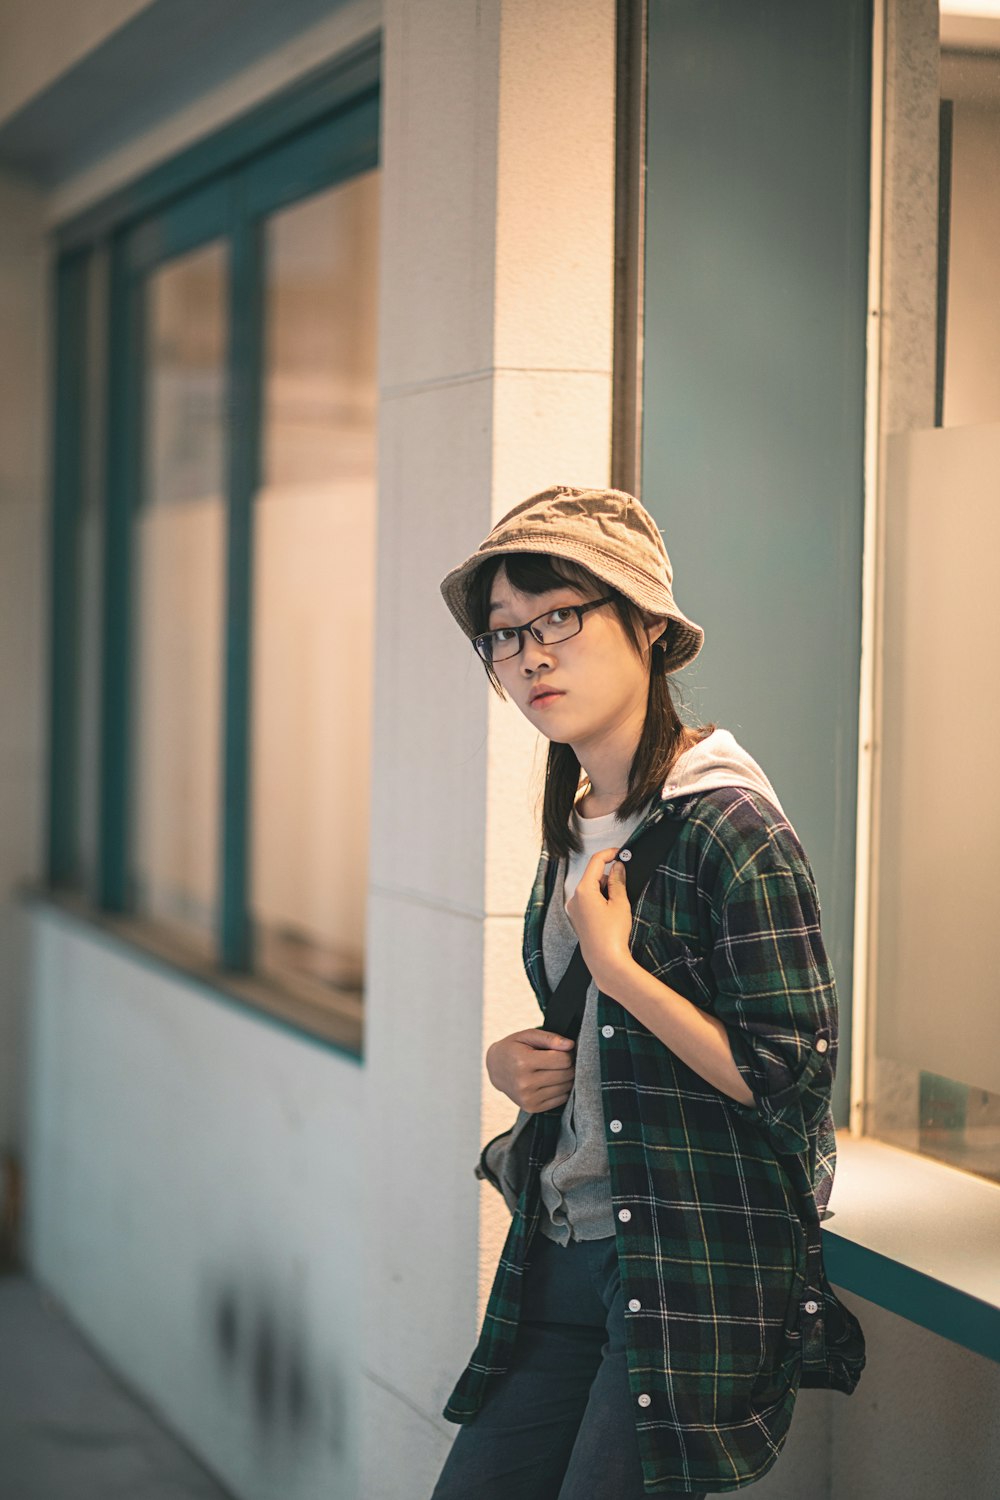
[0,2,997,1497]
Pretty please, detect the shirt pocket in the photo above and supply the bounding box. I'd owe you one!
[637,927,715,1008]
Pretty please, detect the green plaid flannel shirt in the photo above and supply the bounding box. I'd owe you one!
[443,786,866,1494]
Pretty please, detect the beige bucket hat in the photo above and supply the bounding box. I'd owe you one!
[439,484,705,675]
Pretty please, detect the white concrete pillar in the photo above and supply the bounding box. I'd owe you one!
[362,1,617,1492]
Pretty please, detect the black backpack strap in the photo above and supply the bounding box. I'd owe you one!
[542,805,685,1043]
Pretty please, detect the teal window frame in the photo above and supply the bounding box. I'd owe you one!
[45,35,379,1016]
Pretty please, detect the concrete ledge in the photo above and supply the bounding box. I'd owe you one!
[822,1132,1000,1363]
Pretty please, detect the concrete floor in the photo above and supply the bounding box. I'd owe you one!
[0,1270,234,1500]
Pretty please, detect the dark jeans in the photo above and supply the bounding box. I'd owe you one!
[430,1231,707,1500]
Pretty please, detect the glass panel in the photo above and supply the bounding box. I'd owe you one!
[866,7,1000,1188]
[249,170,379,1005]
[939,11,1000,423]
[129,239,228,958]
[871,426,1000,1185]
[641,0,871,1129]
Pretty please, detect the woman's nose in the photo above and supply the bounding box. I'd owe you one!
[520,630,552,666]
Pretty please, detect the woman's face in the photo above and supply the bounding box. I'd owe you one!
[486,562,666,747]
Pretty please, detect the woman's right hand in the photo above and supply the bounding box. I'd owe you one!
[486,1029,576,1113]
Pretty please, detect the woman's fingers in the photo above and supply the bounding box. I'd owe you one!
[528,1059,575,1078]
[521,1056,575,1080]
[530,1084,573,1110]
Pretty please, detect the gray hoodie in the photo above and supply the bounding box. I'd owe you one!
[483,726,793,1234]
[656,724,787,824]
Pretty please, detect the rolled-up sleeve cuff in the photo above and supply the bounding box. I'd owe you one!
[723,1024,834,1157]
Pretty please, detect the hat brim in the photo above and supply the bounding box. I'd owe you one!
[439,543,704,675]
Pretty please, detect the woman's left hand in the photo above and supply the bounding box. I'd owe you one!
[564,846,638,995]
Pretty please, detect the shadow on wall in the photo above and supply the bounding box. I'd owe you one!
[205,1266,348,1456]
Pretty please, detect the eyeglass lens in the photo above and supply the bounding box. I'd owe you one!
[477,608,582,663]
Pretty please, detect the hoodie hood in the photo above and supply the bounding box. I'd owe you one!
[662,726,787,822]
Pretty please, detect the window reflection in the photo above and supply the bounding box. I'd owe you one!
[249,170,379,1006]
[939,9,1000,423]
[130,240,228,957]
[868,5,1000,1186]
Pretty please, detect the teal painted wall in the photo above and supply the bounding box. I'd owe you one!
[641,0,872,1125]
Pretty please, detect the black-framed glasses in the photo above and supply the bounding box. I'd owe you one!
[473,595,616,664]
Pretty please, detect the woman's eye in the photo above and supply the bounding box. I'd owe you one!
[494,628,516,643]
[548,609,573,624]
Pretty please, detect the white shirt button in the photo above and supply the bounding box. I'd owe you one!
[618,848,632,862]
[804,1299,820,1314]
[610,1119,622,1132]
[637,1393,651,1407]
[618,1208,632,1222]
[628,1298,641,1311]
[601,1024,615,1037]
[816,1038,829,1053]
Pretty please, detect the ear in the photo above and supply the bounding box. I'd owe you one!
[644,616,668,650]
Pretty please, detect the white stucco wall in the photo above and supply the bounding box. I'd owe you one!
[23,903,363,1500]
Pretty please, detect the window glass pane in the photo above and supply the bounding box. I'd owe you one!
[249,169,379,1005]
[130,239,228,958]
[873,425,1000,1184]
[940,19,1000,424]
[641,0,870,1129]
[52,249,104,896]
[867,9,1000,1186]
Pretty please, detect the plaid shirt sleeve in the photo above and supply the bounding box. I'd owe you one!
[707,832,837,1159]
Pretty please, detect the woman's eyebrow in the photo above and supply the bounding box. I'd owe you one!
[488,599,526,620]
[487,595,568,619]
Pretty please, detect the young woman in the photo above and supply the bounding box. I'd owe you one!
[430,485,865,1499]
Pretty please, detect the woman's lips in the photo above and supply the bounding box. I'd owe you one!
[530,691,565,708]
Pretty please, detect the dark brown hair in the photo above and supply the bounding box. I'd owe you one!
[466,551,716,861]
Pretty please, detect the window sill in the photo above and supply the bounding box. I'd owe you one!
[16,882,363,1064]
[823,1131,1000,1363]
